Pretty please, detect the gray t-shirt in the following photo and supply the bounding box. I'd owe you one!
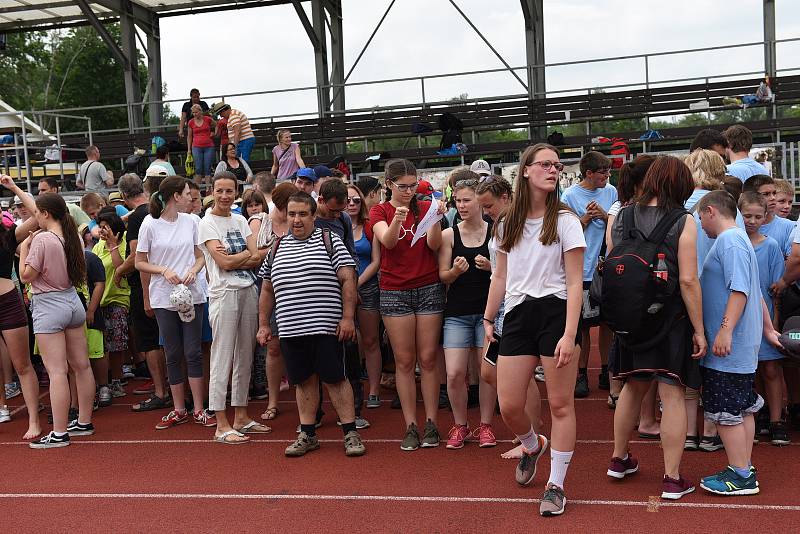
[80,160,108,192]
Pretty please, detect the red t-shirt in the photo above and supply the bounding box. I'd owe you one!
[369,201,439,290]
[188,116,214,148]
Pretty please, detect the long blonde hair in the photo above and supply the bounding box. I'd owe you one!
[500,143,571,251]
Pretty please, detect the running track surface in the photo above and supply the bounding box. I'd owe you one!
[3,349,799,532]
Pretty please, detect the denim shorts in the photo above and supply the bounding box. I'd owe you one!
[358,277,380,312]
[443,314,485,349]
[380,282,444,317]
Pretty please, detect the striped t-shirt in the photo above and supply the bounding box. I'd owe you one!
[227,109,254,141]
[259,228,356,338]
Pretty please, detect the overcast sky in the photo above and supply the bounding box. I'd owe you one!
[158,0,800,122]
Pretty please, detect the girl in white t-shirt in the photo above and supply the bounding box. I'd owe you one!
[135,176,208,430]
[483,143,586,517]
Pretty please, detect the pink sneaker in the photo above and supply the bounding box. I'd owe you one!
[446,424,470,449]
[474,423,497,448]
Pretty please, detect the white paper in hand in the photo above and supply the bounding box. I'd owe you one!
[411,200,443,246]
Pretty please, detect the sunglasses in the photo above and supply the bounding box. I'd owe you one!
[347,196,362,204]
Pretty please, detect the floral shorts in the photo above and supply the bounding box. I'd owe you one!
[102,304,129,353]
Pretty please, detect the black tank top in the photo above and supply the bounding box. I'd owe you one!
[444,223,491,317]
[223,159,248,183]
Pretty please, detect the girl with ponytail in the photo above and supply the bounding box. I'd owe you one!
[20,192,95,449]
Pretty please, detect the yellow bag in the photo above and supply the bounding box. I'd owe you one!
[185,153,195,178]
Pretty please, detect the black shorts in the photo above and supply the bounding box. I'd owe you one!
[499,296,581,357]
[129,285,161,353]
[701,367,763,425]
[280,334,346,386]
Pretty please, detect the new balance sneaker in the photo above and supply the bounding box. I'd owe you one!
[110,380,126,398]
[769,422,790,446]
[29,431,70,449]
[67,420,95,436]
[4,382,20,400]
[366,394,381,409]
[285,432,320,457]
[122,364,135,379]
[539,483,566,516]
[401,423,421,451]
[661,475,695,500]
[194,409,217,427]
[0,405,9,423]
[700,466,760,495]
[699,435,724,452]
[421,419,440,448]
[607,452,639,479]
[516,434,549,485]
[97,385,112,408]
[684,435,699,451]
[475,423,497,448]
[446,424,470,449]
[155,410,190,430]
[574,373,589,398]
[343,430,366,457]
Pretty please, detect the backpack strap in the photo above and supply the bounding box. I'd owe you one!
[266,235,284,272]
[321,227,334,261]
[646,208,688,246]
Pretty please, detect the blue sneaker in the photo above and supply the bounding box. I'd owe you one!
[700,466,759,495]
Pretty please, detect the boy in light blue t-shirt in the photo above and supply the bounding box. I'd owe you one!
[742,175,795,257]
[696,191,782,496]
[561,151,617,399]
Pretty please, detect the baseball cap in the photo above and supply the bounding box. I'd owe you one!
[169,284,195,323]
[470,159,492,176]
[778,316,800,363]
[145,165,169,179]
[417,180,435,196]
[13,192,33,205]
[297,168,319,182]
[313,165,332,179]
[108,191,124,203]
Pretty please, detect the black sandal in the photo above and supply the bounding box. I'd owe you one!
[131,394,169,412]
[607,394,619,410]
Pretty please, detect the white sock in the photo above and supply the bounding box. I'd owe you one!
[517,427,539,453]
[547,449,573,489]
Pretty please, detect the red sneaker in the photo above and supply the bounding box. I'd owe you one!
[155,410,189,430]
[133,380,155,395]
[607,452,639,479]
[446,424,470,449]
[475,423,497,448]
[194,409,217,427]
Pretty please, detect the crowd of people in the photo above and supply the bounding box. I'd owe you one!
[1,120,799,517]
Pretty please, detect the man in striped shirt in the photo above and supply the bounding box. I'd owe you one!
[256,191,366,458]
[218,104,256,163]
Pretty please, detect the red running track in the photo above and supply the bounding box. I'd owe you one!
[2,358,799,532]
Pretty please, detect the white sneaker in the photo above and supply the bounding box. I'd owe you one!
[122,364,135,379]
[0,405,10,423]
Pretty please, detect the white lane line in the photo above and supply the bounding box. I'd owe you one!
[0,492,797,511]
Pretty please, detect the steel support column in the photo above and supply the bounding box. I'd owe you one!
[763,0,776,78]
[311,0,331,117]
[120,5,143,132]
[147,16,163,130]
[327,0,345,114]
[521,0,546,140]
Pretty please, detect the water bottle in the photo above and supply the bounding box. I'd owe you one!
[648,254,668,314]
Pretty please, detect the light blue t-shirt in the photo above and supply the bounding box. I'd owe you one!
[700,227,762,374]
[87,204,131,230]
[561,183,618,281]
[686,190,745,276]
[148,160,177,177]
[759,215,794,257]
[726,158,767,182]
[753,236,784,361]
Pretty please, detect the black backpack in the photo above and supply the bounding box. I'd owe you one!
[599,206,686,348]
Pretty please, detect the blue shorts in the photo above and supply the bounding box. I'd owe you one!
[702,367,764,425]
[443,314,485,349]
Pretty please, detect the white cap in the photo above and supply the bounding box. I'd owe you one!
[13,192,33,205]
[145,164,169,179]
[169,284,195,323]
[469,159,491,176]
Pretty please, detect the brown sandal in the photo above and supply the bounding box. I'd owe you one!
[261,407,279,421]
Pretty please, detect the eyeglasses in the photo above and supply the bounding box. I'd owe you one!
[591,168,612,175]
[347,196,362,204]
[529,160,564,172]
[391,182,418,193]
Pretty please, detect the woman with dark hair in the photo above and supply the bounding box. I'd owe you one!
[91,207,130,401]
[355,176,384,212]
[0,176,41,440]
[371,158,446,451]
[135,176,209,429]
[149,144,176,176]
[606,155,706,501]
[483,144,585,516]
[346,183,382,408]
[214,142,253,184]
[20,192,95,448]
[243,188,270,401]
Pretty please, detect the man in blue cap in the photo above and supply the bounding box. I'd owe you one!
[294,167,321,199]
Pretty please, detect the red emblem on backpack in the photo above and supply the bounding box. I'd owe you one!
[615,265,625,275]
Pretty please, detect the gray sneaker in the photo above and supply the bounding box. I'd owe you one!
[355,416,370,429]
[285,432,320,457]
[0,405,10,423]
[421,419,440,448]
[516,434,549,485]
[400,423,420,451]
[366,395,381,409]
[344,430,366,456]
[97,386,112,407]
[4,382,20,400]
[539,483,566,516]
[110,380,126,398]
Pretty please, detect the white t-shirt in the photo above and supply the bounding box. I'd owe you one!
[607,200,622,218]
[497,211,586,314]
[136,213,208,309]
[198,213,256,297]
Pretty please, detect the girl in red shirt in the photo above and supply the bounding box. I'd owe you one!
[370,159,445,451]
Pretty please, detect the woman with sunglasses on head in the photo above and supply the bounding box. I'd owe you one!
[438,170,496,449]
[483,144,585,516]
[370,159,447,450]
[355,176,384,212]
[346,184,382,408]
[215,142,253,185]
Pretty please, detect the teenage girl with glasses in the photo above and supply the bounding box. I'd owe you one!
[370,159,447,451]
